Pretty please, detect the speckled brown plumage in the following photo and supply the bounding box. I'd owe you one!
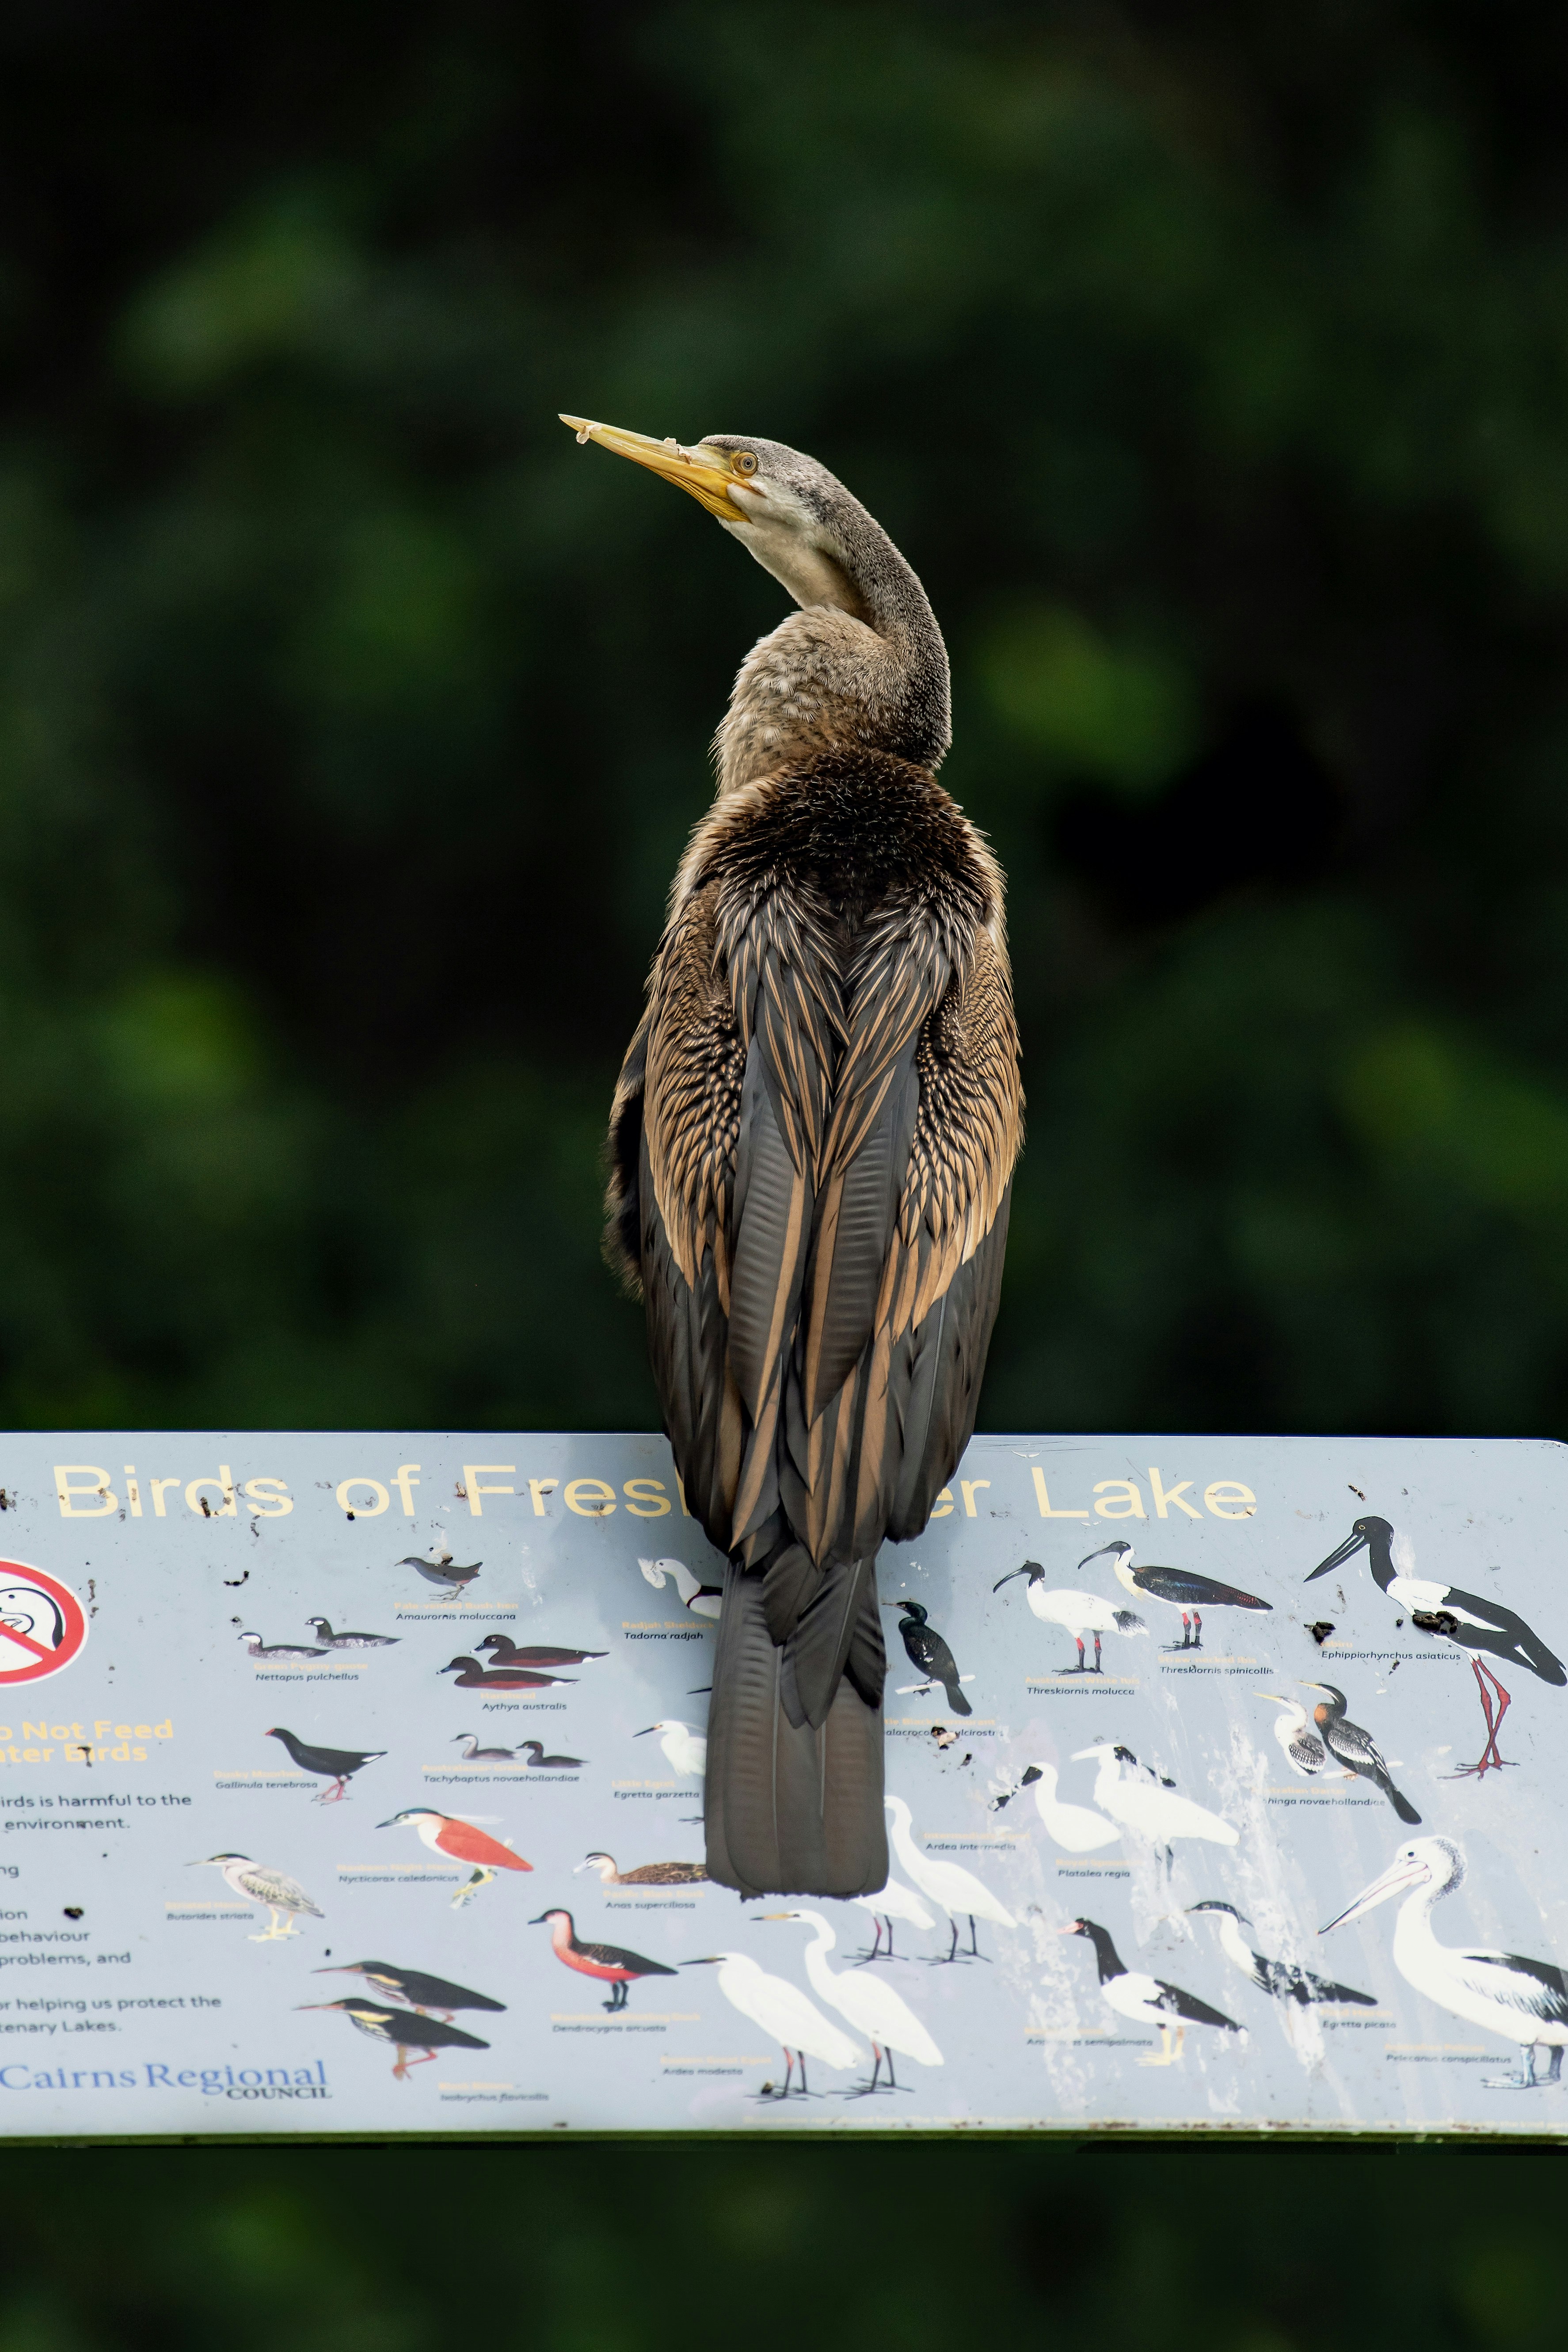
[587,421,1021,1899]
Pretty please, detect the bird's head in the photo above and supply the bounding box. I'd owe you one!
[1020,1765,1043,1786]
[577,1853,613,1874]
[884,1598,927,1622]
[529,1910,571,1928]
[561,418,884,622]
[376,1810,430,1830]
[992,1563,1043,1593]
[263,1728,285,1741]
[1077,1541,1132,1570]
[1187,1900,1248,1925]
[1300,1681,1345,1708]
[1307,1515,1392,1583]
[1055,1918,1092,1939]
[1319,1837,1461,1934]
[440,1658,476,1675]
[190,1852,247,1866]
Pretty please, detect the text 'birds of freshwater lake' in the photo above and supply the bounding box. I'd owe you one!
[0,1431,1564,2135]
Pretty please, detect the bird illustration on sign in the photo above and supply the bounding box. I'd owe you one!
[1321,1836,1568,2088]
[378,1809,533,1906]
[992,1561,1146,1674]
[400,1546,481,1597]
[477,1635,607,1669]
[440,1656,577,1692]
[301,1998,491,2082]
[1185,1902,1374,2009]
[638,1557,723,1620]
[1071,1744,1238,1872]
[883,1794,1014,1962]
[1298,1682,1421,1821]
[306,1618,399,1650]
[312,1960,506,2021]
[1078,1540,1272,1652]
[762,1908,944,2095]
[190,1853,322,1942]
[684,1951,860,2097]
[530,1909,679,2011]
[1058,1917,1243,2065]
[265,1728,385,1804]
[1307,1516,1564,1777]
[885,1598,973,1714]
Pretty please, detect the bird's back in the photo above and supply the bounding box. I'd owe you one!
[609,750,1021,1899]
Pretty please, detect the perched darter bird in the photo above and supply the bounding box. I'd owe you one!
[567,416,1023,1899]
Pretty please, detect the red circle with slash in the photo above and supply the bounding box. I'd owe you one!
[0,1564,87,1685]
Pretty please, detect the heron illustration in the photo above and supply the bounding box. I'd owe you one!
[570,414,1023,1900]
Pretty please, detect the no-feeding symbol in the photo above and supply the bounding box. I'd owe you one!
[0,1563,87,1684]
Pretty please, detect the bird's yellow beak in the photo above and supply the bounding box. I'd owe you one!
[560,415,743,522]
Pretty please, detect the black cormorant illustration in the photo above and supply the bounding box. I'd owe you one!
[885,1598,970,1715]
[1078,1540,1271,1652]
[1059,1916,1242,2065]
[1300,1682,1421,1822]
[573,415,1024,1900]
[1187,1901,1375,2007]
[264,1727,386,1803]
[300,1997,489,2080]
[312,1960,506,2019]
[1308,1515,1564,1777]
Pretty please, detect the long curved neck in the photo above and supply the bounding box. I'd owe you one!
[713,505,950,796]
[798,1918,838,2000]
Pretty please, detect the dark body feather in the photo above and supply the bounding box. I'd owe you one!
[608,750,1020,1898]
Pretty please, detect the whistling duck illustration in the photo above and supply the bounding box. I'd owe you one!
[1261,1693,1334,1779]
[577,1852,709,1887]
[884,1795,1015,1962]
[1072,1744,1238,1872]
[1186,1901,1374,2008]
[240,1630,328,1663]
[764,1909,943,2095]
[1308,1515,1564,1777]
[312,1960,506,2021]
[1299,1682,1420,1822]
[190,1852,322,1942]
[440,1656,577,1691]
[378,1808,533,1907]
[530,1908,678,2011]
[885,1598,971,1713]
[399,1545,481,1596]
[265,1728,385,1804]
[306,1618,399,1650]
[992,1562,1146,1673]
[478,1634,607,1668]
[1321,1836,1568,2088]
[1078,1539,1271,1652]
[1059,1917,1242,2065]
[638,1557,723,1620]
[301,1997,490,2081]
[684,1952,860,2097]
[1018,1762,1121,1853]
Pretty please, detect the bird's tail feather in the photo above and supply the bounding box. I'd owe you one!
[943,1679,973,1717]
[1389,1783,1422,1825]
[706,1557,888,1899]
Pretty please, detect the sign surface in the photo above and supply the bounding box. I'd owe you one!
[0,1431,1564,2137]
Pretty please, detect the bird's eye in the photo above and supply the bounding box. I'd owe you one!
[733,451,758,476]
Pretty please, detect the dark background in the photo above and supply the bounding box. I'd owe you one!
[2,0,1566,2334]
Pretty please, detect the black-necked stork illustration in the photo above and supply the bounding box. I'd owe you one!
[1308,1515,1564,1777]
[1300,1682,1421,1823]
[300,1996,490,2080]
[1079,1540,1271,1652]
[1058,1917,1242,2064]
[991,1561,1147,1673]
[1187,1901,1375,2008]
[1321,1836,1568,2088]
[885,1598,971,1714]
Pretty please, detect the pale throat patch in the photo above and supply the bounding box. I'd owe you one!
[722,515,866,619]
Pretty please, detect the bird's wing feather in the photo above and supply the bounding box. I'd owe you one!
[1440,1588,1567,1683]
[1136,1568,1271,1610]
[1455,1948,1568,2019]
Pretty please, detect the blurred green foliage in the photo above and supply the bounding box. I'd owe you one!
[0,0,1565,2306]
[0,0,1566,1440]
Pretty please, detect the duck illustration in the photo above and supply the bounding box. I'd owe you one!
[440,1656,577,1691]
[306,1618,399,1650]
[478,1634,607,1668]
[530,1909,678,2011]
[576,1852,709,1888]
[240,1631,329,1664]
